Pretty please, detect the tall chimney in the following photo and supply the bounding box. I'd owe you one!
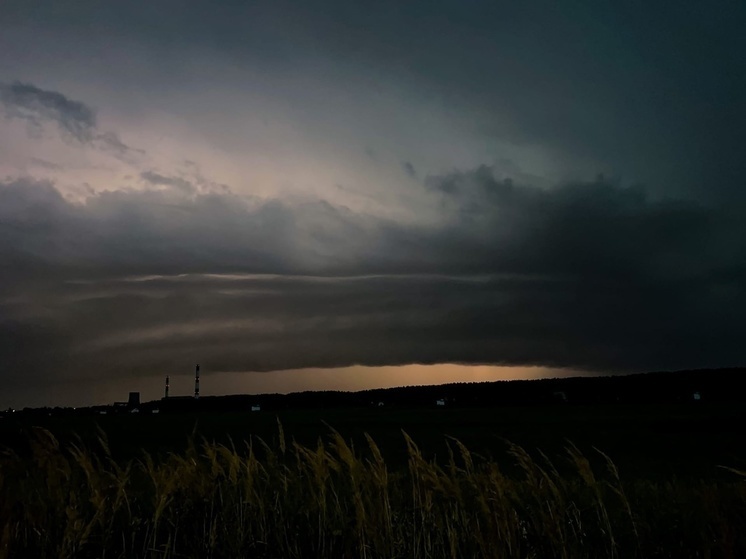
[165,375,170,399]
[194,364,200,399]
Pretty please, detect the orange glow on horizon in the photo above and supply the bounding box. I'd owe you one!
[199,363,593,397]
[72,364,596,409]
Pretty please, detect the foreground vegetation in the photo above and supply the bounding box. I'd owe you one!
[1,424,745,559]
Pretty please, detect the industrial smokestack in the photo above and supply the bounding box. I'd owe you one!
[165,376,170,399]
[128,392,140,408]
[194,364,200,399]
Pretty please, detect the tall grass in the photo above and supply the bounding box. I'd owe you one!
[1,424,744,558]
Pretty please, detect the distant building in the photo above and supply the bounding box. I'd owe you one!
[128,392,140,408]
[251,405,261,412]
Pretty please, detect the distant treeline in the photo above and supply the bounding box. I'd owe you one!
[154,367,745,413]
[7,367,744,417]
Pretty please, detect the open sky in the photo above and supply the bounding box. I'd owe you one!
[1,1,745,408]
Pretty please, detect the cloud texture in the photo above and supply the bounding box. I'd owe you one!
[1,0,745,407]
[1,81,143,162]
[2,167,744,406]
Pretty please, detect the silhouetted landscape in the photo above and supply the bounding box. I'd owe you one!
[2,369,746,557]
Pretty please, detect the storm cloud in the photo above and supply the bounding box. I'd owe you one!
[1,1,745,407]
[2,169,744,406]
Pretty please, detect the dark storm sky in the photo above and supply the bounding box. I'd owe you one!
[1,1,745,407]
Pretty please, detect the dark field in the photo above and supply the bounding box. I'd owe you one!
[2,402,746,558]
[3,402,745,477]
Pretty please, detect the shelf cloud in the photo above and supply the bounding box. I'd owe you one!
[1,0,744,406]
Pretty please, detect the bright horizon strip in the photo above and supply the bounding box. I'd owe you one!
[73,364,597,409]
[209,364,595,395]
[11,364,601,409]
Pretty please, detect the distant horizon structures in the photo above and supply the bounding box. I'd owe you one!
[128,392,140,409]
[165,376,170,399]
[194,364,200,399]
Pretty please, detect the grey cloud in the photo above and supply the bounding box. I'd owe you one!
[37,0,737,197]
[0,177,388,284]
[365,147,378,161]
[29,157,63,171]
[174,161,232,195]
[96,131,146,163]
[2,269,743,403]
[0,81,96,142]
[0,81,144,162]
[402,161,417,178]
[423,165,739,284]
[2,1,745,409]
[140,171,196,194]
[1,168,745,406]
[3,3,744,197]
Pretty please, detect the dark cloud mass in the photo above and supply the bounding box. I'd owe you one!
[0,81,143,161]
[1,1,745,406]
[0,81,97,142]
[1,170,744,405]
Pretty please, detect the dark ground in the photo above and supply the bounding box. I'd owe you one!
[2,402,744,481]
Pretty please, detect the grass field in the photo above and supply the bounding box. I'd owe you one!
[3,403,744,477]
[1,403,745,557]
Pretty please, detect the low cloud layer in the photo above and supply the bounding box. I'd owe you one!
[2,167,744,406]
